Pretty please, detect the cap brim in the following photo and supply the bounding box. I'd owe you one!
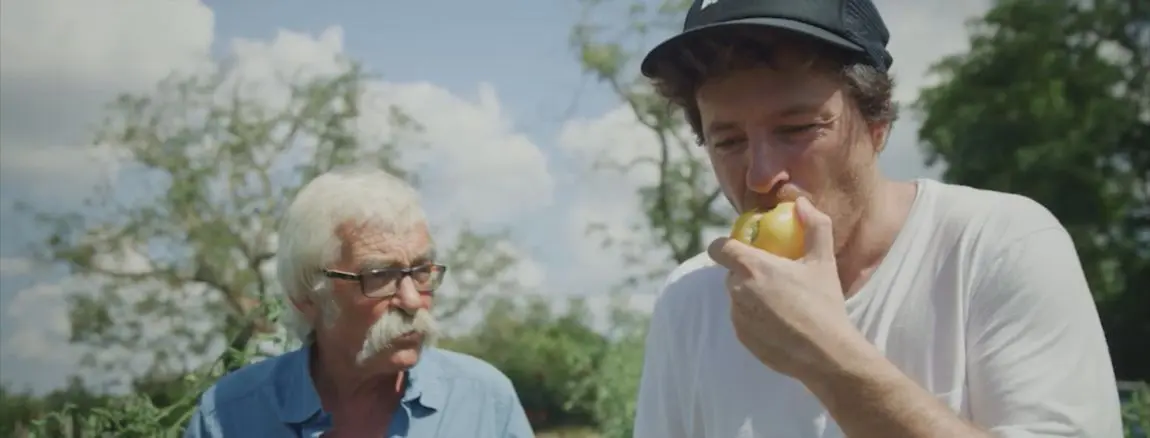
[639,17,864,78]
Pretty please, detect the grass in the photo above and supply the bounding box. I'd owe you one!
[535,425,601,438]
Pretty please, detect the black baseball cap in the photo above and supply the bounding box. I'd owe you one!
[640,0,894,78]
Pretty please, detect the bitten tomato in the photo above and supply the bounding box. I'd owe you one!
[728,201,804,260]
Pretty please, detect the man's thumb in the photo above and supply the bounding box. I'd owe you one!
[795,197,834,262]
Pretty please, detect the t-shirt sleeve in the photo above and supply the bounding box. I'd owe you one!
[633,286,691,438]
[965,225,1124,437]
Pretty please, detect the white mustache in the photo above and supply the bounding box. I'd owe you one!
[356,308,439,365]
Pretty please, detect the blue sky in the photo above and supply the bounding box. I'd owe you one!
[204,0,619,139]
[0,0,987,394]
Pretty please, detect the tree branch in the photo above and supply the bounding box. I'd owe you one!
[697,188,723,219]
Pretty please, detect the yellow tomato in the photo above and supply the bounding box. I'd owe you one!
[728,202,804,260]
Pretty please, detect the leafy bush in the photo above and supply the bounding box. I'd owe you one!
[15,301,290,437]
[1122,382,1150,438]
[17,349,242,437]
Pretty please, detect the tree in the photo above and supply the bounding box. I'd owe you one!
[571,0,730,280]
[563,295,648,438]
[20,56,528,389]
[0,374,208,438]
[441,292,650,437]
[566,1,729,435]
[441,295,607,430]
[0,378,115,437]
[916,0,1149,381]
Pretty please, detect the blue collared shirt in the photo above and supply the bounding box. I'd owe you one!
[183,347,534,437]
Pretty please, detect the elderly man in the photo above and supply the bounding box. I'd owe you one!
[633,0,1123,437]
[185,166,533,437]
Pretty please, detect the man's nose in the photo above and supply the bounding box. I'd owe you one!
[745,140,788,194]
[391,278,424,314]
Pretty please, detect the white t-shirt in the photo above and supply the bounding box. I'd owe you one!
[633,179,1124,438]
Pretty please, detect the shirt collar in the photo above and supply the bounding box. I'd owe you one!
[270,346,445,424]
[402,349,445,411]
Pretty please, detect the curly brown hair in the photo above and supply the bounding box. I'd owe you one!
[645,27,898,145]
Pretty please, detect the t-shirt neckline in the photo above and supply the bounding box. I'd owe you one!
[845,178,935,309]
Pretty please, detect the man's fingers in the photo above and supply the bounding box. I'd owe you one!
[795,196,835,263]
[708,237,760,274]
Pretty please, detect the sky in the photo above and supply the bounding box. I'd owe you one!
[0,0,990,394]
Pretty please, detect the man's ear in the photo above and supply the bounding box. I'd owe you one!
[869,121,892,154]
[291,296,319,323]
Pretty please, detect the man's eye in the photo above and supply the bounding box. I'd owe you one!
[712,138,746,151]
[777,124,820,135]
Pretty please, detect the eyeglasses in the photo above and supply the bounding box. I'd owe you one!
[322,264,448,299]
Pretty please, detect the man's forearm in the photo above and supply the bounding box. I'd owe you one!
[798,334,989,438]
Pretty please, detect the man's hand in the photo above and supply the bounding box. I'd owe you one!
[707,197,858,380]
[711,197,991,438]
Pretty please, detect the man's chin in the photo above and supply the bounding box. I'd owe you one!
[388,346,423,368]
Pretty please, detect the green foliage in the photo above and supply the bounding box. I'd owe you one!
[441,293,648,438]
[916,0,1150,381]
[566,1,727,433]
[2,294,647,437]
[5,334,262,437]
[1122,383,1150,438]
[22,385,190,438]
[572,0,729,277]
[6,52,531,436]
[19,60,387,378]
[565,295,648,438]
[0,378,116,437]
[442,295,606,427]
[18,52,522,382]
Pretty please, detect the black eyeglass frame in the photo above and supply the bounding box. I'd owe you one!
[322,264,448,299]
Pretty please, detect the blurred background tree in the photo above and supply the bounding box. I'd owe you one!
[19,57,525,381]
[441,296,606,429]
[4,57,531,436]
[572,0,728,276]
[557,1,716,436]
[916,0,1149,382]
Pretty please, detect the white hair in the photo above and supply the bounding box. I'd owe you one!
[275,165,428,343]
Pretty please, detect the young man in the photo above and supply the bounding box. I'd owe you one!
[632,0,1124,437]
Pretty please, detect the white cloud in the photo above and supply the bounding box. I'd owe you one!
[0,243,218,393]
[212,26,555,228]
[558,105,673,188]
[0,257,35,277]
[863,0,987,180]
[213,28,556,339]
[0,0,218,392]
[579,291,658,333]
[434,239,549,335]
[0,0,212,86]
[555,106,668,294]
[0,1,555,394]
[0,0,214,198]
[3,283,71,364]
[367,81,555,226]
[0,273,173,394]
